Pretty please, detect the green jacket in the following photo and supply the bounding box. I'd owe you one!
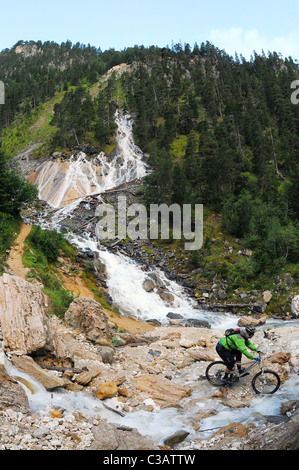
[219,333,258,360]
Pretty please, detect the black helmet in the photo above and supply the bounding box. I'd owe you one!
[245,325,256,335]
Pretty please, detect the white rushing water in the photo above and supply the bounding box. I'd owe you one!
[32,111,147,208]
[73,233,237,329]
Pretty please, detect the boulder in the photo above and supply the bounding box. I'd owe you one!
[96,381,118,400]
[238,314,267,327]
[0,274,65,357]
[10,355,66,390]
[263,290,272,303]
[215,422,253,439]
[218,289,227,300]
[142,279,155,292]
[187,349,215,362]
[183,318,211,328]
[158,291,174,303]
[132,374,192,406]
[0,363,30,413]
[98,346,115,364]
[163,430,189,447]
[252,301,266,313]
[90,419,158,450]
[268,352,291,365]
[73,369,101,386]
[291,295,299,318]
[64,297,113,345]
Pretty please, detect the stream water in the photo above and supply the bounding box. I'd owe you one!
[8,109,299,447]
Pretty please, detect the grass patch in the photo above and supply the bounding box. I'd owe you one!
[23,226,75,317]
[81,269,116,312]
[1,92,64,157]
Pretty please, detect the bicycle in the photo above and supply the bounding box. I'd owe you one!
[205,352,281,394]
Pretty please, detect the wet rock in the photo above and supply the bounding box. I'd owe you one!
[214,422,253,439]
[163,430,189,447]
[281,400,299,416]
[0,366,30,413]
[90,419,158,450]
[183,318,211,328]
[158,291,174,303]
[142,279,155,292]
[10,355,66,391]
[167,312,183,320]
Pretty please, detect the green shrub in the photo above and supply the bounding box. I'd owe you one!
[44,287,74,317]
[28,226,64,263]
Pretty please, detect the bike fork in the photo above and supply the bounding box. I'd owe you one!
[260,365,267,384]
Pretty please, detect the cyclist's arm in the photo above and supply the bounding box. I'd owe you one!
[246,339,258,352]
[235,338,256,360]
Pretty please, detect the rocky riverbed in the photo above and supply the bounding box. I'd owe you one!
[0,271,299,450]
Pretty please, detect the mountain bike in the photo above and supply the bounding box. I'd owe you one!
[205,352,280,394]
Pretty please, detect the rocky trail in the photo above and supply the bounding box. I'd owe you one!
[6,223,32,280]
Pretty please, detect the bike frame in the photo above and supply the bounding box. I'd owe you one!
[230,352,263,378]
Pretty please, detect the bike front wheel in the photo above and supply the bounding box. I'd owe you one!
[252,370,280,394]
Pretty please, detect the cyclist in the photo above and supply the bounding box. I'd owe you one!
[216,326,259,383]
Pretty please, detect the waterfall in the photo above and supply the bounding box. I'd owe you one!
[30,111,147,209]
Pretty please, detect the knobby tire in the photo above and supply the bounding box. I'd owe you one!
[251,370,281,394]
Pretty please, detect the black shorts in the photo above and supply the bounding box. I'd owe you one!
[216,342,242,370]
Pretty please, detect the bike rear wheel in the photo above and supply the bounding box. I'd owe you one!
[205,361,228,386]
[252,370,280,394]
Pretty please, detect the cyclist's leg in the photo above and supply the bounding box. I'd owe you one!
[235,352,250,376]
[216,343,235,378]
[235,351,242,371]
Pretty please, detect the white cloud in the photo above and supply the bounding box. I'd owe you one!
[209,27,299,60]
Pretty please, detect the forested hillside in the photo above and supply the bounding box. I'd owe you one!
[0,40,298,297]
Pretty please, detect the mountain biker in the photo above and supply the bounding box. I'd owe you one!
[216,326,259,382]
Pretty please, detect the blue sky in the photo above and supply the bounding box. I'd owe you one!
[1,0,299,59]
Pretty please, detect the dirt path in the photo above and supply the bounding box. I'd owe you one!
[6,223,32,279]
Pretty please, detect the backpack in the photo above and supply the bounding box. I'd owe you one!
[225,328,240,337]
[224,328,241,350]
